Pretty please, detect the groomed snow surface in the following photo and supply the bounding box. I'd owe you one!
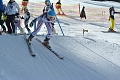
[1,0,120,80]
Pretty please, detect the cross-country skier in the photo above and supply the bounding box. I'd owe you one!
[108,6,120,32]
[27,9,56,48]
[21,7,31,34]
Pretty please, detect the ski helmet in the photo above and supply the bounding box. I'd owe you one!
[45,0,50,5]
[110,6,114,8]
[47,10,55,20]
[45,0,50,3]
[109,6,114,10]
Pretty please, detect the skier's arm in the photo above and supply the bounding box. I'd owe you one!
[25,12,30,22]
[16,2,20,14]
[43,6,45,13]
[115,12,120,14]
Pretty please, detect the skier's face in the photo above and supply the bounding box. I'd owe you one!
[49,16,55,20]
[45,2,49,6]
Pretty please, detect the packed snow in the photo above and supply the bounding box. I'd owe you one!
[0,0,120,80]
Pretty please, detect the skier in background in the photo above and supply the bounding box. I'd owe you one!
[21,0,29,13]
[55,0,65,15]
[27,9,56,48]
[21,7,31,34]
[42,0,56,35]
[80,6,86,19]
[108,6,120,32]
[43,0,53,13]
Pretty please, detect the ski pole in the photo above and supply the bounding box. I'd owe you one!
[49,1,65,36]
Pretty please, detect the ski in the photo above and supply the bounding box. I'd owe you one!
[24,34,35,57]
[36,38,63,59]
[101,31,120,33]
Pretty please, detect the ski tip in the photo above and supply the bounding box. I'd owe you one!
[60,57,64,59]
[32,55,36,57]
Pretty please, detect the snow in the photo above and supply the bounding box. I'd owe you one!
[1,0,120,80]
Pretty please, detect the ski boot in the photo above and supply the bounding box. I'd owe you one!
[27,34,34,45]
[61,12,65,15]
[19,27,25,35]
[57,12,61,15]
[42,37,51,49]
[108,28,115,32]
[27,30,31,35]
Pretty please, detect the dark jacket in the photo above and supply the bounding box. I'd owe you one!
[0,0,3,11]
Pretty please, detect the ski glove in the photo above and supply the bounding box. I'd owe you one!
[32,18,37,22]
[29,22,33,27]
[16,13,19,16]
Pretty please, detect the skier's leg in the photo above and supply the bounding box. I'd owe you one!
[45,22,52,39]
[109,18,114,31]
[25,24,31,34]
[10,15,15,33]
[42,22,52,48]
[59,6,64,15]
[0,20,6,32]
[14,23,18,34]
[6,16,12,34]
[28,20,43,43]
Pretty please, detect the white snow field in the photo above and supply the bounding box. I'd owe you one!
[0,0,120,80]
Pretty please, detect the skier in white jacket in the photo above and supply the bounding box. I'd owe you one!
[6,0,20,34]
[27,9,56,48]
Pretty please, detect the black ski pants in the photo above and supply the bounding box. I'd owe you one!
[6,15,15,34]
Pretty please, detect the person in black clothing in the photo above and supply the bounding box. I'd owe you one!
[108,6,120,32]
[80,6,86,19]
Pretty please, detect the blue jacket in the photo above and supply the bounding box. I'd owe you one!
[0,0,3,11]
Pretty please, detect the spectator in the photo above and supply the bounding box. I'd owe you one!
[80,6,86,19]
[6,0,20,34]
[13,14,24,35]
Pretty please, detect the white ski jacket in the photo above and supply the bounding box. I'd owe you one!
[6,1,20,15]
